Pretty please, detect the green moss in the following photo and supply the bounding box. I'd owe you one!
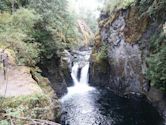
[1,94,50,108]
[104,0,135,13]
[0,93,52,124]
[149,31,165,53]
[136,0,166,22]
[30,68,55,97]
[95,43,108,62]
[91,43,109,73]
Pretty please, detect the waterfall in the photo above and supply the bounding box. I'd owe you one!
[80,63,89,84]
[71,63,90,86]
[71,63,79,85]
[60,49,95,102]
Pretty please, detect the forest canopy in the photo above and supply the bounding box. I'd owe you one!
[0,0,79,66]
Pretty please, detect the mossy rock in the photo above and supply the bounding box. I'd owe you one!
[91,53,109,73]
[124,7,149,43]
[29,68,61,120]
[30,68,56,96]
[0,94,56,124]
[1,94,50,108]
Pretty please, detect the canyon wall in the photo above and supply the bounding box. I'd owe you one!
[89,2,166,119]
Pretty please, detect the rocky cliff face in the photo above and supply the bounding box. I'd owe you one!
[38,54,68,98]
[89,4,166,119]
[38,50,74,97]
[60,50,73,87]
[90,7,148,95]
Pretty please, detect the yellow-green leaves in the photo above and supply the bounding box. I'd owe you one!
[0,8,41,66]
[104,0,135,13]
[12,8,41,33]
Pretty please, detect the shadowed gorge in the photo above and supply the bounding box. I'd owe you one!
[0,0,166,125]
[60,49,164,125]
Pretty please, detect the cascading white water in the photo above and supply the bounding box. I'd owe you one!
[71,63,89,86]
[71,62,90,86]
[71,63,79,85]
[61,53,94,101]
[79,63,89,84]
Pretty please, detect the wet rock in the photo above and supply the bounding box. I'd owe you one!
[108,40,143,95]
[89,54,110,87]
[89,4,166,120]
[124,7,149,43]
[60,50,73,87]
[77,67,82,81]
[90,8,145,95]
[146,87,166,120]
[71,49,92,66]
[38,54,67,98]
[30,69,61,121]
[79,46,92,51]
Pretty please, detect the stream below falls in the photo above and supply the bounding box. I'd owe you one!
[60,50,164,125]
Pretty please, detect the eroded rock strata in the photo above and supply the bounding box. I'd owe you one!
[89,4,166,119]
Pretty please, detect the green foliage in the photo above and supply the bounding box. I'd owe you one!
[122,0,135,7]
[149,31,165,53]
[0,94,51,124]
[137,0,166,21]
[0,0,79,65]
[0,0,30,13]
[12,8,40,33]
[29,0,77,42]
[2,94,49,108]
[146,31,166,91]
[28,0,78,58]
[0,0,9,12]
[0,120,10,125]
[96,43,108,61]
[0,9,41,66]
[104,0,135,13]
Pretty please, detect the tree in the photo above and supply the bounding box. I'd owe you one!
[0,8,41,66]
[28,0,78,58]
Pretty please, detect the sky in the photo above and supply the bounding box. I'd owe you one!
[68,0,105,18]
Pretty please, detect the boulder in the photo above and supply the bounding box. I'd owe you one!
[60,50,73,87]
[38,54,68,98]
[0,65,61,124]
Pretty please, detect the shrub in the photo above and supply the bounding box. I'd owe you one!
[146,30,166,91]
[147,46,166,91]
[104,0,135,13]
[0,8,41,66]
[138,0,166,21]
[96,43,108,62]
[0,94,51,125]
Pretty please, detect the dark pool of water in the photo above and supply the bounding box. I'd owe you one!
[61,88,164,125]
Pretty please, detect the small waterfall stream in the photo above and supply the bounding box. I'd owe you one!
[71,63,90,86]
[71,63,79,85]
[60,49,164,125]
[61,50,94,102]
[79,63,89,84]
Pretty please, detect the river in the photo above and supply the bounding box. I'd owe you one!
[60,50,164,125]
